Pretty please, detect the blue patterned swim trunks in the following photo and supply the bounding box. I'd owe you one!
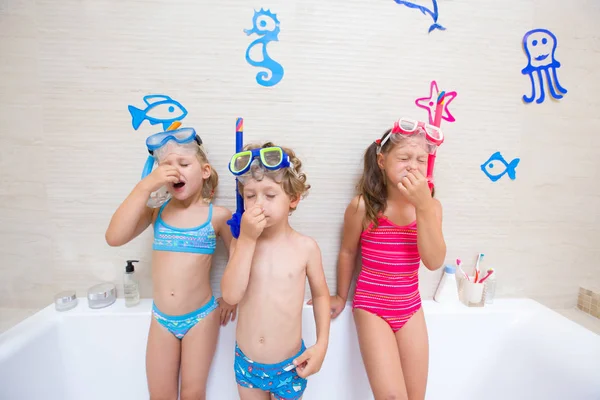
[234,341,307,400]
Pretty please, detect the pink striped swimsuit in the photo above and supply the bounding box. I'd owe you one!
[352,215,422,331]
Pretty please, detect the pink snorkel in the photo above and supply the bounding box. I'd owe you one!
[427,91,446,190]
[414,80,456,191]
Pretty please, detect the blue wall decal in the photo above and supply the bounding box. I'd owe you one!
[522,29,567,104]
[244,8,284,87]
[128,95,188,130]
[392,0,445,33]
[481,152,520,182]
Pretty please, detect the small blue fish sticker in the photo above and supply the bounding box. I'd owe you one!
[128,94,188,130]
[481,151,520,182]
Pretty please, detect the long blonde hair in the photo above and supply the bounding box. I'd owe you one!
[197,145,218,202]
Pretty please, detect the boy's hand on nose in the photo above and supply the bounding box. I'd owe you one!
[240,205,267,240]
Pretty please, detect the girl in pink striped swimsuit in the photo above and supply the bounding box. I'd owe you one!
[331,119,446,400]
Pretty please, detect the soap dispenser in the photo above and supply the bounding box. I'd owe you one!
[433,264,461,305]
[124,260,140,307]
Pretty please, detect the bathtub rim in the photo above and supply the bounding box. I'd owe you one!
[1,296,595,352]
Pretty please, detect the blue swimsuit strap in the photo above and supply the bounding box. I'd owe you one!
[156,200,214,231]
[156,199,171,222]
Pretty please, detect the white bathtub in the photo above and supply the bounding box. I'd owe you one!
[0,298,599,400]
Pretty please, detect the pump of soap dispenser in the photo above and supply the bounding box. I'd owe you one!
[125,260,139,273]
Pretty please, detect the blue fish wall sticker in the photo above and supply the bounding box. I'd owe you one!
[481,152,520,182]
[128,95,188,131]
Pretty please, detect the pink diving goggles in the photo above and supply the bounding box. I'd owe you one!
[378,118,445,151]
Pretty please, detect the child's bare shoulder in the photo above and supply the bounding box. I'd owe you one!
[348,195,367,214]
[208,205,233,235]
[290,230,321,256]
[343,195,367,226]
[211,205,233,221]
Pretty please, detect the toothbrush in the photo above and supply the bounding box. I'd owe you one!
[474,253,484,282]
[479,268,494,283]
[456,258,469,281]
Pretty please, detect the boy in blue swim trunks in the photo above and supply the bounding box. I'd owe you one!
[222,142,331,399]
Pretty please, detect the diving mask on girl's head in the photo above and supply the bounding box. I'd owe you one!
[228,146,292,184]
[377,118,444,154]
[141,127,203,208]
[146,127,202,158]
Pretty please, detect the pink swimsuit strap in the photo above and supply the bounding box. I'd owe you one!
[352,215,422,331]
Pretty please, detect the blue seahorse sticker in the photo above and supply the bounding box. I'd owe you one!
[244,9,284,87]
[128,95,188,130]
[392,0,446,33]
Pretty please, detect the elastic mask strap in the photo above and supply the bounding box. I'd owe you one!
[141,155,155,179]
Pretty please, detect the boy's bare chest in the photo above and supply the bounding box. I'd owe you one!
[250,243,306,282]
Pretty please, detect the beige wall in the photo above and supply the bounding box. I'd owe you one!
[1,0,599,313]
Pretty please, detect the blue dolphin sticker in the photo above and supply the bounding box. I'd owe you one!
[392,0,446,33]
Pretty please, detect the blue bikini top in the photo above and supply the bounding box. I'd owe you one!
[153,200,216,254]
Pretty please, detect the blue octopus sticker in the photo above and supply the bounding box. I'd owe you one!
[521,29,567,104]
[392,0,445,33]
[481,152,520,182]
[244,9,284,87]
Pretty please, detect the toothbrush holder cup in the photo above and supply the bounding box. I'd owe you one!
[462,279,486,307]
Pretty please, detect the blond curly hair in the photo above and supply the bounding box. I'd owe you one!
[237,142,310,212]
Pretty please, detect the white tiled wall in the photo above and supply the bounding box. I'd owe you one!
[1,0,599,315]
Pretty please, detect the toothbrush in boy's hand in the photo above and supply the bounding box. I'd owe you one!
[456,258,469,281]
[478,268,494,283]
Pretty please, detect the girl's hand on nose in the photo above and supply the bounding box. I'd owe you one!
[141,164,181,193]
[397,169,433,211]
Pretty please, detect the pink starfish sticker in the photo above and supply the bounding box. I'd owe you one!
[415,80,457,125]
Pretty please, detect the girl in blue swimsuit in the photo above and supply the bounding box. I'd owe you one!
[106,127,236,399]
